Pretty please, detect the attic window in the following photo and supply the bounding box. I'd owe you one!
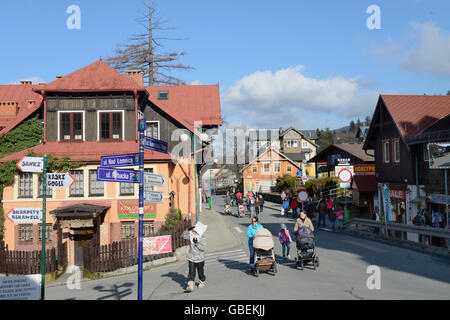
[158,91,169,100]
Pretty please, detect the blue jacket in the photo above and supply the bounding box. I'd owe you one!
[247,223,264,245]
[282,199,290,209]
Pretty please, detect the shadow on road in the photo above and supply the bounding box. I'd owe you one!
[160,271,187,290]
[92,282,134,300]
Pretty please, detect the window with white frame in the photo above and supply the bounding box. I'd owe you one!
[252,166,257,173]
[383,140,390,163]
[70,170,84,197]
[274,162,281,172]
[18,172,33,198]
[302,141,308,148]
[60,112,83,141]
[263,163,270,173]
[143,221,154,237]
[38,224,53,242]
[89,170,104,196]
[393,139,400,163]
[19,224,33,242]
[146,121,159,140]
[100,112,122,140]
[121,221,136,239]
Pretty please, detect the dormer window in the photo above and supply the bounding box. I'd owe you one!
[158,91,169,100]
[59,112,84,141]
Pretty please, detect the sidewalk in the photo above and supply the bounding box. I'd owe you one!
[46,204,242,287]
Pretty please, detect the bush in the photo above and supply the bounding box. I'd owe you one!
[159,207,183,233]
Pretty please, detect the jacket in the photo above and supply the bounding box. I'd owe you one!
[294,217,314,233]
[247,223,264,245]
[278,229,292,245]
[182,229,207,263]
[282,199,290,209]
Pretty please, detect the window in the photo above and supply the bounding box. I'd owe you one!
[302,141,308,148]
[60,112,83,141]
[292,140,298,148]
[38,175,52,198]
[383,140,390,163]
[274,162,281,172]
[89,170,104,196]
[18,172,33,198]
[393,139,400,163]
[120,182,135,196]
[38,224,52,242]
[143,221,154,237]
[100,112,122,140]
[287,165,292,172]
[252,166,258,173]
[158,91,169,100]
[305,153,310,161]
[19,224,33,242]
[424,145,430,162]
[121,221,136,239]
[263,163,270,173]
[70,170,84,197]
[146,121,159,140]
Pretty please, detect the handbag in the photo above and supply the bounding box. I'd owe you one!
[281,208,285,216]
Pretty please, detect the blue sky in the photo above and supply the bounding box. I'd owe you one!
[1,0,449,130]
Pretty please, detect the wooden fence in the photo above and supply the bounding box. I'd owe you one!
[0,241,65,275]
[83,218,191,273]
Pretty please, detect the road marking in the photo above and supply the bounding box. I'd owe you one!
[341,239,388,253]
[234,227,243,233]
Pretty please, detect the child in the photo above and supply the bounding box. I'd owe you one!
[337,208,344,230]
[278,224,293,259]
[182,221,207,292]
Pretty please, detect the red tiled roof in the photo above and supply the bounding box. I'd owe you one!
[0,141,172,163]
[146,85,222,129]
[353,175,378,193]
[381,95,450,142]
[0,84,43,133]
[34,60,144,92]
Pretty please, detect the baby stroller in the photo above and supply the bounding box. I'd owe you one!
[224,203,231,215]
[295,226,319,270]
[237,204,245,217]
[252,228,277,276]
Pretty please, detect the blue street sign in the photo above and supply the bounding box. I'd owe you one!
[142,136,168,154]
[297,170,302,178]
[97,167,141,183]
[138,118,146,132]
[100,153,139,168]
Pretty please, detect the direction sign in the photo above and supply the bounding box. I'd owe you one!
[97,167,141,183]
[47,173,76,188]
[298,191,309,202]
[144,172,165,187]
[6,208,42,223]
[144,190,164,203]
[16,156,43,173]
[100,153,139,168]
[142,136,168,154]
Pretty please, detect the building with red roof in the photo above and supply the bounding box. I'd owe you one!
[0,59,222,266]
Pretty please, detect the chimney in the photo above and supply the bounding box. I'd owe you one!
[0,101,19,116]
[20,80,32,85]
[27,100,36,109]
[56,76,63,79]
[126,70,144,87]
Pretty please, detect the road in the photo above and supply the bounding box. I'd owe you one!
[45,196,450,300]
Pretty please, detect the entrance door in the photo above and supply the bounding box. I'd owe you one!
[73,229,94,267]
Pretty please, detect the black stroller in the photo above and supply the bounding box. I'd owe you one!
[294,226,319,270]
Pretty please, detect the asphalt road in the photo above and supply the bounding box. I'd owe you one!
[45,196,450,300]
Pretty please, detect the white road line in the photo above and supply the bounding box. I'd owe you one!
[341,239,388,253]
[205,249,245,258]
[234,227,243,233]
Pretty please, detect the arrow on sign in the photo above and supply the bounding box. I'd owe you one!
[6,208,42,223]
[144,191,164,203]
[16,156,43,173]
[47,173,76,188]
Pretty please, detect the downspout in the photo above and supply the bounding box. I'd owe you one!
[134,91,138,142]
[42,91,46,143]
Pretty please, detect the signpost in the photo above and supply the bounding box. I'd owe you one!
[96,167,141,184]
[6,208,42,223]
[46,173,76,188]
[16,156,43,173]
[143,172,165,187]
[143,190,164,204]
[337,168,352,223]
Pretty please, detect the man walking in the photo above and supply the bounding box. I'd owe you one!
[182,222,208,292]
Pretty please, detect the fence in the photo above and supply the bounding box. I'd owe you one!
[0,241,61,275]
[83,218,191,273]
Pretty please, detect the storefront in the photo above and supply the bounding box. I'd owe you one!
[426,193,449,248]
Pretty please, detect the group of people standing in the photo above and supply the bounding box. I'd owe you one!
[227,190,265,216]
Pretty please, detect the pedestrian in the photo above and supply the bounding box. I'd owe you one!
[258,194,264,212]
[337,207,344,230]
[278,223,293,259]
[294,210,315,234]
[290,197,299,218]
[318,199,328,228]
[282,196,290,217]
[247,216,264,272]
[281,190,287,201]
[329,208,337,230]
[326,198,335,215]
[182,222,207,292]
[255,196,261,216]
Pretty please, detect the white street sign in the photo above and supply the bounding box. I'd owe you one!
[6,208,42,223]
[16,156,43,173]
[47,172,76,188]
[144,191,164,203]
[143,172,165,187]
[340,182,351,189]
[0,274,41,300]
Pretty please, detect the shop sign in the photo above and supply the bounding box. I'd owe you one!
[389,189,405,200]
[428,194,450,204]
[118,200,156,219]
[354,164,375,175]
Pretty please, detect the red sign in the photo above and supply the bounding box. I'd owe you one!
[118,200,156,219]
[338,169,352,183]
[354,164,375,175]
[389,189,405,200]
[143,235,172,255]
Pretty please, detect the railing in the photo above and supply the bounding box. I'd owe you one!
[343,218,450,240]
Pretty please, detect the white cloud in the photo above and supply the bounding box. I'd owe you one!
[188,80,203,85]
[371,22,450,78]
[221,65,378,129]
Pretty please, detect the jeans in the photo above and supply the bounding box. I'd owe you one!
[319,213,327,228]
[249,243,255,267]
[330,220,336,229]
[260,205,263,212]
[282,243,291,257]
[188,261,206,282]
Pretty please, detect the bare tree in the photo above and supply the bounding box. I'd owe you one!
[106,1,194,86]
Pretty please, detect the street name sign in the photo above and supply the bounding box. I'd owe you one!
[144,190,164,203]
[16,156,43,173]
[100,153,139,168]
[97,167,141,183]
[47,173,76,188]
[6,208,42,223]
[142,136,168,154]
[143,172,165,187]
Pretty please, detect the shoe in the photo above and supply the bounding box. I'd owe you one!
[198,280,205,289]
[287,255,291,259]
[186,281,195,292]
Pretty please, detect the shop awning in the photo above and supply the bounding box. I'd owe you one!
[50,203,110,219]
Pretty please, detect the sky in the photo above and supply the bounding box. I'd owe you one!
[1,0,449,131]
